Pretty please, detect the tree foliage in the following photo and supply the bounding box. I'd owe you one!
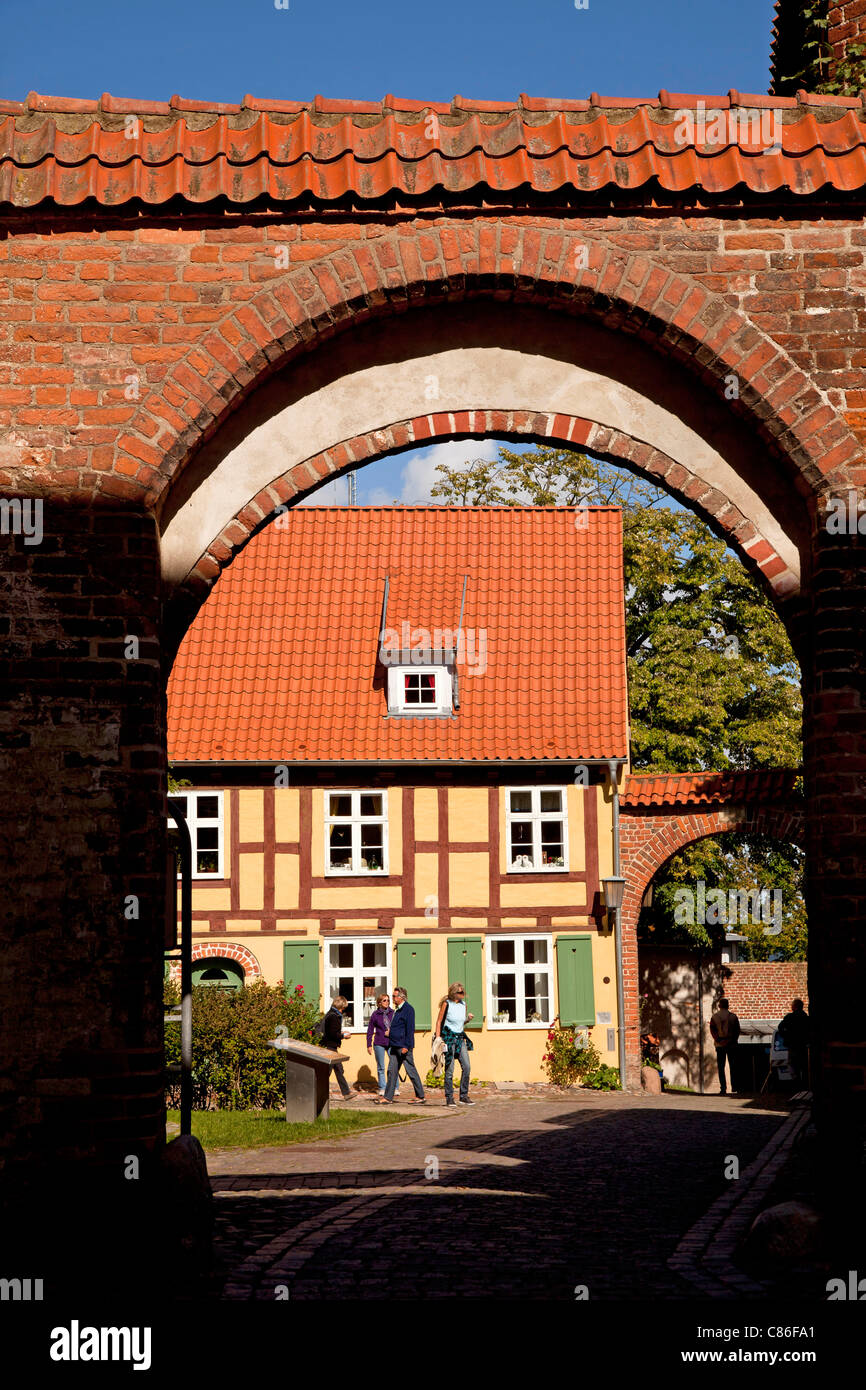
[776,2,866,97]
[431,445,805,957]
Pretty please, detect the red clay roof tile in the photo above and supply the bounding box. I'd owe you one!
[3,91,866,206]
[622,770,800,809]
[167,506,629,765]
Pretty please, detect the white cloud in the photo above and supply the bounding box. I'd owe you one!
[389,438,502,503]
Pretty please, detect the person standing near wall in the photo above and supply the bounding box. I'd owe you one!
[434,982,475,1108]
[322,995,355,1100]
[709,997,741,1095]
[778,998,811,1088]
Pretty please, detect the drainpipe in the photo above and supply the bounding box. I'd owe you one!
[608,758,628,1089]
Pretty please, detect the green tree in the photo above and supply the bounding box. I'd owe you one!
[775,2,866,97]
[431,445,805,956]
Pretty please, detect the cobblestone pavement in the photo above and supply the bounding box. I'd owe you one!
[206,1090,789,1300]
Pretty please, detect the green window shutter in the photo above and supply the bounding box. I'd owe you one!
[396,938,431,1030]
[556,935,595,1027]
[447,936,484,1029]
[283,939,320,1008]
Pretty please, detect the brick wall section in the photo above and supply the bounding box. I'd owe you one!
[828,2,866,68]
[723,962,809,1018]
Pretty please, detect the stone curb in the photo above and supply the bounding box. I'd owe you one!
[667,1104,811,1299]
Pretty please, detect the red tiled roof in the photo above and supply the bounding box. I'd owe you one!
[167,507,628,765]
[622,770,800,810]
[4,91,866,206]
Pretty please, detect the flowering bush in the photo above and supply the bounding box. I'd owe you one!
[542,1019,621,1090]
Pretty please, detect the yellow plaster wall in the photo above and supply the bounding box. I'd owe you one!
[189,887,231,910]
[414,853,438,909]
[274,852,299,909]
[238,853,264,910]
[274,788,299,842]
[449,851,489,907]
[448,787,489,842]
[414,788,438,840]
[238,789,264,842]
[568,785,587,871]
[311,885,402,909]
[500,880,585,908]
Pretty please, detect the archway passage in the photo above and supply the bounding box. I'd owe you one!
[619,770,804,1085]
[1,91,866,1289]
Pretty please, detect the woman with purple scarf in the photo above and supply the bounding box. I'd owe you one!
[366,992,394,1097]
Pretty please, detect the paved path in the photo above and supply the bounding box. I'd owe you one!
[206,1091,790,1300]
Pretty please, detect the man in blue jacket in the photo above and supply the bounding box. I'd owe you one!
[377,986,426,1104]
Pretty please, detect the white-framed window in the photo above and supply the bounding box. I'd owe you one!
[325,790,389,874]
[324,937,392,1032]
[168,790,224,879]
[505,786,568,871]
[386,665,452,715]
[486,934,553,1028]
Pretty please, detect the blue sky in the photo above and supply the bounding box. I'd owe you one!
[1,0,778,507]
[2,0,777,108]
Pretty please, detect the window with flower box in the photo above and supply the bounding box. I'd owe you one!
[324,937,392,1032]
[486,934,552,1028]
[505,787,568,871]
[325,790,388,874]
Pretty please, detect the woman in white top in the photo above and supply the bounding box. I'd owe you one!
[434,981,475,1108]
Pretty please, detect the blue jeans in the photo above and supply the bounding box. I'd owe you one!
[373,1043,388,1092]
[384,1047,425,1101]
[444,1038,470,1103]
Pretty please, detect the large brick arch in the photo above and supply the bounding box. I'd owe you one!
[123,228,860,519]
[111,227,864,626]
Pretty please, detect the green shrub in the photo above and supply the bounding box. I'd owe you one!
[164,976,321,1110]
[542,1021,621,1089]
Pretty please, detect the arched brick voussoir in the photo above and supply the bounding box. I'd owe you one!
[171,410,798,622]
[110,225,863,516]
[167,941,262,983]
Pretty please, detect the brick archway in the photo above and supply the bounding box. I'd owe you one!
[618,771,804,1083]
[122,228,860,528]
[167,940,261,983]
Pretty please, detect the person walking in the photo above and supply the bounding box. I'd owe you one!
[321,995,355,1100]
[778,998,811,1088]
[366,992,394,1097]
[434,982,475,1108]
[709,997,741,1095]
[375,986,426,1104]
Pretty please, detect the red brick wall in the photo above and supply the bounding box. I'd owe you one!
[829,2,866,67]
[723,961,809,1019]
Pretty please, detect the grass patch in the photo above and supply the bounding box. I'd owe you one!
[664,1086,696,1094]
[166,1107,414,1150]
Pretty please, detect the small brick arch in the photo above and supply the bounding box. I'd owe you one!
[167,941,262,983]
[617,773,804,1084]
[120,226,861,565]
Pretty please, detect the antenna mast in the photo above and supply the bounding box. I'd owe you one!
[347,472,357,506]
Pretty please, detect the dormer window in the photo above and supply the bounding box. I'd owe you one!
[386,663,453,715]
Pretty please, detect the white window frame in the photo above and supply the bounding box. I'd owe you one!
[485,933,554,1029]
[505,785,569,872]
[323,936,393,1034]
[169,790,224,880]
[387,665,453,715]
[324,789,389,876]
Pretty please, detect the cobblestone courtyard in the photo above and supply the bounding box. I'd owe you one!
[207,1091,791,1300]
